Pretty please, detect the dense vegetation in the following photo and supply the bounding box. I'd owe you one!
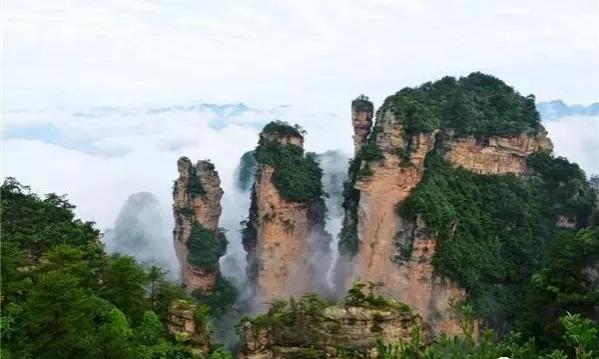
[253,120,325,203]
[0,178,233,359]
[369,312,598,359]
[191,276,238,318]
[524,226,599,346]
[527,152,595,227]
[337,74,598,352]
[186,223,228,273]
[261,120,305,138]
[398,150,596,329]
[381,72,543,137]
[340,73,547,256]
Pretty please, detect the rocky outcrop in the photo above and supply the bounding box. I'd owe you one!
[173,157,224,292]
[166,300,210,355]
[352,96,374,154]
[238,294,429,359]
[245,124,331,308]
[343,106,553,335]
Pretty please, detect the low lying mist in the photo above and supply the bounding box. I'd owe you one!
[103,192,179,279]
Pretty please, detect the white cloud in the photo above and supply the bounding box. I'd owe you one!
[545,115,599,177]
[2,0,598,279]
[1,104,353,280]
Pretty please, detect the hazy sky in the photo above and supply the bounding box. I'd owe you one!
[2,0,599,237]
[5,0,599,110]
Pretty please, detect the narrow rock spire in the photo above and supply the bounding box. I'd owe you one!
[173,157,225,292]
[351,95,374,155]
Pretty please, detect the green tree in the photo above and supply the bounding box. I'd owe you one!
[135,311,165,346]
[21,270,99,358]
[100,254,148,324]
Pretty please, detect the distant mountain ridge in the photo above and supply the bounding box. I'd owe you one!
[537,100,599,121]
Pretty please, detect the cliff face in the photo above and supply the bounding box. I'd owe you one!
[344,106,553,334]
[173,157,225,292]
[238,292,429,359]
[252,165,311,302]
[244,123,331,308]
[446,133,552,175]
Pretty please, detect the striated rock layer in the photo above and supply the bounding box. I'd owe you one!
[173,157,224,292]
[239,299,429,359]
[343,106,553,334]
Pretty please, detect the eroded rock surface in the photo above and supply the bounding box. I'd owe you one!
[245,126,331,308]
[173,157,224,292]
[239,296,429,359]
[166,300,210,355]
[352,96,374,154]
[345,107,552,334]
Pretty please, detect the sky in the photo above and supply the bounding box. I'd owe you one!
[2,1,598,268]
[4,0,599,109]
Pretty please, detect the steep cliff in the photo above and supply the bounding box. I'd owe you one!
[173,157,227,292]
[243,121,331,308]
[338,73,594,334]
[352,95,374,154]
[238,284,430,359]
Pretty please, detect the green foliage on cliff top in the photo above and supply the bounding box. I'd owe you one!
[398,151,595,325]
[261,120,305,138]
[186,222,228,273]
[382,72,543,136]
[254,121,325,203]
[340,73,547,257]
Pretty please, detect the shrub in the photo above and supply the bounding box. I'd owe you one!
[186,223,227,273]
[191,277,238,317]
[254,122,325,203]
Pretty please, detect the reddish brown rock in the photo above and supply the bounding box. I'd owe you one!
[173,157,224,292]
[166,300,210,355]
[245,128,331,309]
[446,133,553,175]
[252,165,311,303]
[352,96,374,154]
[346,108,552,335]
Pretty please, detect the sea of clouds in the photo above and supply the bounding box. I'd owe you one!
[3,101,597,280]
